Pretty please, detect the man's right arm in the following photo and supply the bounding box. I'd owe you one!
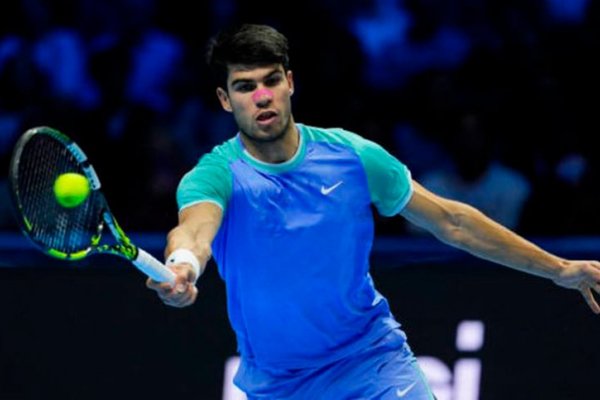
[166,201,224,273]
[146,202,223,307]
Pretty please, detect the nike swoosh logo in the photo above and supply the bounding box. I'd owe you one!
[396,382,417,398]
[320,181,343,195]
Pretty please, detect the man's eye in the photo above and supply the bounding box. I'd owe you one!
[265,76,282,86]
[236,83,255,92]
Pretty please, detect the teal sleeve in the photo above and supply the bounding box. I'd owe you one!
[353,134,413,217]
[176,152,233,212]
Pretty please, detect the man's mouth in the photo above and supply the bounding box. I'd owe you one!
[256,111,277,123]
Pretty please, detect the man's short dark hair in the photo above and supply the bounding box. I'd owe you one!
[206,24,290,89]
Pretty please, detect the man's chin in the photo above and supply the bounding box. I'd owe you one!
[244,123,287,143]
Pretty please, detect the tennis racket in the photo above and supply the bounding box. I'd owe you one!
[8,126,176,284]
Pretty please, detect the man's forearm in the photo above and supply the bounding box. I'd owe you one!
[165,202,224,271]
[166,223,213,266]
[444,204,566,280]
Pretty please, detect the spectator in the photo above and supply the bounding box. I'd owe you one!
[412,110,531,233]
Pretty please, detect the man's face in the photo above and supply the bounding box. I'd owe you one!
[216,64,294,143]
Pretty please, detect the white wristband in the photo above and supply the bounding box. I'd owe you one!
[166,249,201,282]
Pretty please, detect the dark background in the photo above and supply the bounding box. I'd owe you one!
[1,237,599,399]
[1,1,600,399]
[1,0,600,235]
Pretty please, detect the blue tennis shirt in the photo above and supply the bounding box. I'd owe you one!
[177,123,413,374]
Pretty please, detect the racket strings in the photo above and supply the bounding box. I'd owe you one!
[16,134,102,254]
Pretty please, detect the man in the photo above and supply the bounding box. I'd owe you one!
[147,24,600,399]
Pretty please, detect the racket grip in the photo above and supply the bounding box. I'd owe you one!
[133,248,176,284]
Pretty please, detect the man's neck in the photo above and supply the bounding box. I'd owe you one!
[241,122,299,164]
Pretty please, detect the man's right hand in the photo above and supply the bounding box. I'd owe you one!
[146,263,198,308]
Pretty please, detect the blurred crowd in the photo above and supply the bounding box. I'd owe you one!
[1,0,599,236]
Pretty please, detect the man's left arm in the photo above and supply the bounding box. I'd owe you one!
[399,180,600,313]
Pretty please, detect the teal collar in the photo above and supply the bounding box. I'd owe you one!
[236,124,306,173]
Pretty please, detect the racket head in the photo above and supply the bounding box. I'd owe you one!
[8,126,105,260]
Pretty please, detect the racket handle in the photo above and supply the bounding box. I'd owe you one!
[133,248,176,284]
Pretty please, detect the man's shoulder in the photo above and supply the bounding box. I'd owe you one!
[299,123,365,146]
[196,136,239,166]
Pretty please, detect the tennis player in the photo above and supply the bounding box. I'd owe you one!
[147,24,600,399]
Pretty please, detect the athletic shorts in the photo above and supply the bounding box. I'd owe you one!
[237,329,436,399]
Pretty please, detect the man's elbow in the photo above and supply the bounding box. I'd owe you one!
[434,207,473,248]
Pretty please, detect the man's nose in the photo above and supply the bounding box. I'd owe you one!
[252,88,274,105]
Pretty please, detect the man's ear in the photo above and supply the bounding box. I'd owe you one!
[216,87,232,112]
[287,70,294,95]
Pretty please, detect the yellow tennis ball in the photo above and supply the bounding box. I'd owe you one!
[53,173,90,208]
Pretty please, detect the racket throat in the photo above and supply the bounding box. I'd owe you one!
[102,211,138,260]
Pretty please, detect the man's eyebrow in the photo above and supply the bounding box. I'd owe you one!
[263,69,283,79]
[230,78,253,87]
[230,68,282,87]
